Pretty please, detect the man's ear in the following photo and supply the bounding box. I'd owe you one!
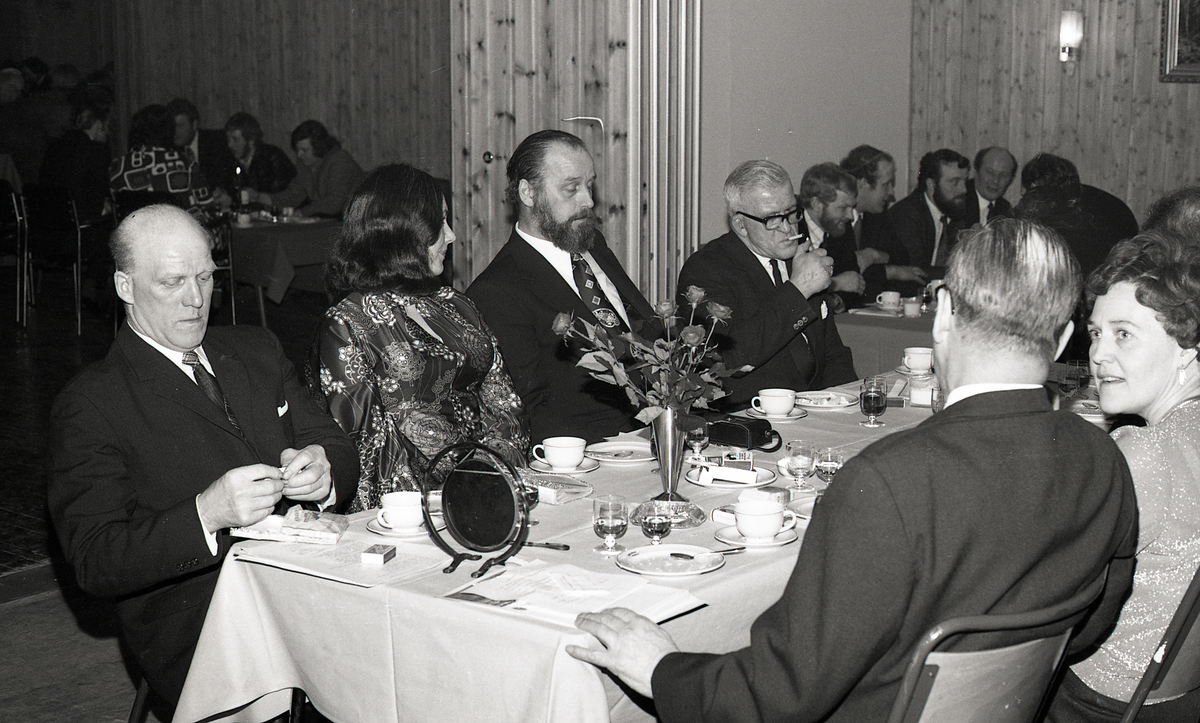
[1052,320,1075,361]
[114,270,134,306]
[931,287,953,344]
[518,179,537,209]
[729,213,748,241]
[923,176,935,198]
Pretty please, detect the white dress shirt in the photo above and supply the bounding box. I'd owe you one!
[945,382,1044,408]
[924,194,950,265]
[975,190,994,225]
[516,222,632,329]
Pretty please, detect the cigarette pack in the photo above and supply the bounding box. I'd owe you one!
[698,464,760,485]
[722,451,754,470]
[361,544,396,565]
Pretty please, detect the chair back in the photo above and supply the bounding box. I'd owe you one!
[22,184,80,261]
[887,570,1109,723]
[1119,561,1200,721]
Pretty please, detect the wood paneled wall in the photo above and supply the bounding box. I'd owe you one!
[910,0,1200,220]
[110,0,451,179]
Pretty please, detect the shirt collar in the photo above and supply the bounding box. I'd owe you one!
[128,322,213,377]
[804,210,825,246]
[945,382,1043,408]
[924,192,946,225]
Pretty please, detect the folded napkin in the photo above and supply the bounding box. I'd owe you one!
[231,507,349,544]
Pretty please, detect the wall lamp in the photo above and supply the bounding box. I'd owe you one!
[1060,10,1083,62]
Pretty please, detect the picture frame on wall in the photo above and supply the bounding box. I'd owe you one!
[1162,0,1200,81]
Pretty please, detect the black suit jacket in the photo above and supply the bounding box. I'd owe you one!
[243,142,297,194]
[466,229,660,443]
[49,324,359,703]
[887,188,964,274]
[653,389,1138,723]
[675,232,856,408]
[195,128,239,194]
[961,179,1013,227]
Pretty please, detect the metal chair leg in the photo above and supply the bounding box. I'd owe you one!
[127,678,151,723]
[290,688,307,722]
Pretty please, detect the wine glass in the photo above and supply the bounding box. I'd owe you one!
[814,448,844,499]
[592,495,628,555]
[1058,365,1080,399]
[638,500,672,545]
[519,478,540,526]
[859,376,888,428]
[782,440,818,489]
[920,283,934,314]
[1067,360,1091,394]
[685,420,709,462]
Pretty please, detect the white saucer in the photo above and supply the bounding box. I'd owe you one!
[529,457,600,474]
[615,544,726,576]
[714,526,799,548]
[684,466,777,489]
[585,440,655,465]
[745,407,808,421]
[794,391,858,409]
[872,302,903,315]
[895,364,935,377]
[366,515,445,539]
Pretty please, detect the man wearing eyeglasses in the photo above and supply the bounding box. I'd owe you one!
[675,160,856,409]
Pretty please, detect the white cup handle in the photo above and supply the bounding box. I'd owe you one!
[710,505,736,526]
[751,397,764,413]
[779,510,797,532]
[532,444,547,463]
[376,508,395,529]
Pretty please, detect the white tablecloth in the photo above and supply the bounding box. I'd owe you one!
[174,378,932,723]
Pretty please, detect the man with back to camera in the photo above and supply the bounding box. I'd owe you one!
[467,129,660,443]
[48,205,359,708]
[223,111,297,195]
[674,160,855,409]
[888,148,971,272]
[963,146,1018,227]
[568,218,1138,723]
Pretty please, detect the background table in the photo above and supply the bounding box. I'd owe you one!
[837,310,935,377]
[174,377,933,723]
[230,219,341,323]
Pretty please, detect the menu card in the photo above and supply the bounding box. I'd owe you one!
[445,561,705,627]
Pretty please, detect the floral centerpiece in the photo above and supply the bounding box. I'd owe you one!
[553,286,748,500]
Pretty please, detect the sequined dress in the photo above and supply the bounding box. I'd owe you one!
[315,287,530,512]
[1072,398,1200,701]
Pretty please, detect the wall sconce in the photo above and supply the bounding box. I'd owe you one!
[1060,10,1083,62]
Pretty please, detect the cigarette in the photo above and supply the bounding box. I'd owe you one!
[787,234,804,241]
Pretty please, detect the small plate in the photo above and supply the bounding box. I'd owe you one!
[744,407,808,421]
[685,466,777,489]
[872,302,903,315]
[529,457,600,474]
[585,440,655,464]
[366,515,446,539]
[794,391,858,409]
[895,364,935,377]
[714,525,799,548]
[615,544,726,576]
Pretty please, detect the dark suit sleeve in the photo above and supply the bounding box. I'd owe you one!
[652,456,914,722]
[677,243,821,373]
[813,311,857,388]
[300,149,365,217]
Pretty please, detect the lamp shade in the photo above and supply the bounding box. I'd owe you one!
[1060,10,1083,61]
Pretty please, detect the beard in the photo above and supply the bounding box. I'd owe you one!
[533,197,600,254]
[932,183,966,216]
[819,206,849,237]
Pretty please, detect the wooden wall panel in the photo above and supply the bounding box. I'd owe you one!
[911,0,1200,220]
[111,0,451,180]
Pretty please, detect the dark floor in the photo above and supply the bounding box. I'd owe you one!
[0,261,329,720]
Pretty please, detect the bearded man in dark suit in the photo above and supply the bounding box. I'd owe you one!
[568,218,1138,723]
[674,160,855,408]
[49,205,359,707]
[467,130,660,443]
[888,148,971,273]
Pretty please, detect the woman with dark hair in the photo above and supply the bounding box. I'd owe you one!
[1048,233,1200,722]
[313,164,528,511]
[256,119,364,218]
[109,103,215,213]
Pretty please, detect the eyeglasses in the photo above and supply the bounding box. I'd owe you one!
[737,208,800,231]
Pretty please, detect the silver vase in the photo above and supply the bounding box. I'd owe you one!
[651,407,688,502]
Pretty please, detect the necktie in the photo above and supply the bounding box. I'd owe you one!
[932,215,951,266]
[771,260,785,287]
[985,201,995,223]
[183,351,241,431]
[572,253,628,331]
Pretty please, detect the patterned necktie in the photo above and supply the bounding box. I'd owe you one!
[571,253,628,331]
[771,259,785,287]
[183,351,241,431]
[932,215,951,266]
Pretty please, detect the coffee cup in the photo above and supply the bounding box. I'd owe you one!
[902,297,921,317]
[281,206,294,218]
[710,490,797,540]
[751,388,796,416]
[876,291,901,309]
[376,490,424,531]
[903,346,933,374]
[532,436,587,471]
[239,188,252,205]
[235,212,252,228]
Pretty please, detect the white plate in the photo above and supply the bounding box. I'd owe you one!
[872,302,903,315]
[366,515,446,539]
[615,544,726,576]
[744,407,809,421]
[529,457,600,474]
[794,391,858,409]
[684,466,777,489]
[585,440,655,464]
[714,525,799,548]
[895,364,935,377]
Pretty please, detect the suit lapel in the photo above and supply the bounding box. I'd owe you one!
[505,232,594,321]
[204,333,266,461]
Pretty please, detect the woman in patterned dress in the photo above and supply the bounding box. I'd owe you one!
[312,164,529,511]
[1048,232,1200,722]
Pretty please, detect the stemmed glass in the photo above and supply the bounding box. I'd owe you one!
[685,420,709,462]
[519,479,540,526]
[1067,360,1091,396]
[860,376,888,428]
[814,448,844,499]
[638,500,673,545]
[1058,365,1080,399]
[782,440,818,490]
[592,495,628,555]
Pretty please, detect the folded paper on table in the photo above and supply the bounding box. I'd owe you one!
[445,561,705,627]
[231,536,445,587]
[231,508,349,544]
[528,474,594,505]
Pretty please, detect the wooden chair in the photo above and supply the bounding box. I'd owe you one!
[886,570,1109,723]
[128,678,309,723]
[1118,562,1200,722]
